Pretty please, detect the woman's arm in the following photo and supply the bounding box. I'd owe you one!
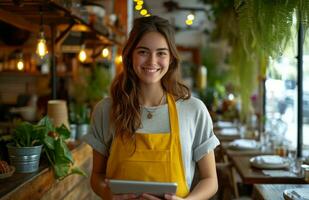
[184,150,218,200]
[90,149,112,199]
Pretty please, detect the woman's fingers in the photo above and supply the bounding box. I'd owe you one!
[164,194,182,200]
[113,194,138,200]
[140,193,162,200]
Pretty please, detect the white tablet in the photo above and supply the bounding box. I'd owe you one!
[109,179,177,197]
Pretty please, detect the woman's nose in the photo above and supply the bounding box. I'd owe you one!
[147,53,157,65]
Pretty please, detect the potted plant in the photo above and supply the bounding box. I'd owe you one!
[200,0,309,122]
[7,121,43,173]
[7,116,86,179]
[69,102,90,140]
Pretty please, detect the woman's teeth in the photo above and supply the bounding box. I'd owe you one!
[143,68,159,73]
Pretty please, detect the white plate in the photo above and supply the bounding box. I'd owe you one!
[0,166,15,179]
[283,188,309,200]
[250,156,290,169]
[219,128,239,136]
[228,139,260,151]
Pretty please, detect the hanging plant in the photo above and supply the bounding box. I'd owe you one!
[200,0,309,121]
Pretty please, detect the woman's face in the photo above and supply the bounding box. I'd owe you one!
[132,31,171,86]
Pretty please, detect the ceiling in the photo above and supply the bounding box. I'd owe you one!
[132,0,213,47]
[141,0,212,32]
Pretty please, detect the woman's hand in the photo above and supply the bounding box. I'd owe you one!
[112,194,138,200]
[164,194,184,200]
[140,193,184,200]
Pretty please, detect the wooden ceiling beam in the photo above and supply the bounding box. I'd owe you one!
[0,8,40,33]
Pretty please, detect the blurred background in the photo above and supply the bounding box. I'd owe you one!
[1,0,309,199]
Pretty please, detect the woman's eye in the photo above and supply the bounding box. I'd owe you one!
[138,51,148,55]
[158,52,167,57]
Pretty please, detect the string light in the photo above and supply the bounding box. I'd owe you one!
[185,19,193,25]
[185,12,195,26]
[134,0,151,16]
[135,4,142,10]
[136,0,144,5]
[140,9,148,16]
[187,13,195,21]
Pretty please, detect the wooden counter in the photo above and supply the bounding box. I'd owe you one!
[0,142,99,200]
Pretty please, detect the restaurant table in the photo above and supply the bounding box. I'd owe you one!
[220,142,273,161]
[217,142,273,198]
[252,184,309,200]
[229,155,306,184]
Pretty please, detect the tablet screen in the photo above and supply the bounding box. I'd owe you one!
[109,179,177,197]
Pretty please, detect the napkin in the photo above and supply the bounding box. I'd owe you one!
[229,139,257,149]
[255,155,285,165]
[216,121,235,128]
[262,170,297,177]
[220,128,239,135]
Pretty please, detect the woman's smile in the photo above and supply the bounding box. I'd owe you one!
[142,67,161,73]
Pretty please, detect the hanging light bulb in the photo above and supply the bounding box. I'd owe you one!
[78,45,87,62]
[101,48,109,58]
[36,32,48,58]
[36,7,48,58]
[17,61,24,71]
[16,54,24,71]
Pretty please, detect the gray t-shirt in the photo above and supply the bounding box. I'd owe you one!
[83,96,220,188]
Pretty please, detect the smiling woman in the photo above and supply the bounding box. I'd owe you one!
[83,16,220,200]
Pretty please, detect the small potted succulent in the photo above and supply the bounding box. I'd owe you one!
[7,116,86,179]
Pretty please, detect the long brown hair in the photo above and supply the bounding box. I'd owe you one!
[110,16,190,137]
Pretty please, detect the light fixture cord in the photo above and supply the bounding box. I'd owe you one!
[39,6,44,33]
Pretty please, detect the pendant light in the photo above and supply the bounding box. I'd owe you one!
[36,7,48,58]
[78,44,87,62]
[101,47,109,58]
[16,52,24,71]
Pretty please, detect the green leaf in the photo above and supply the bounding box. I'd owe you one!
[53,163,70,179]
[56,125,70,139]
[14,122,38,147]
[54,139,73,164]
[37,116,54,132]
[43,136,55,150]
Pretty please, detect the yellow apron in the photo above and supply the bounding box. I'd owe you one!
[106,93,189,197]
